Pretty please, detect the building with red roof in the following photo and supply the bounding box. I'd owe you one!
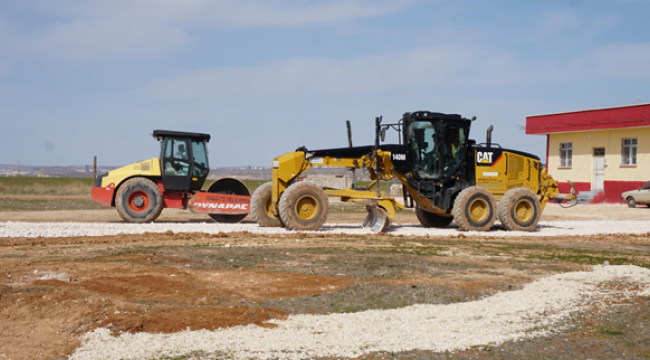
[526,103,650,203]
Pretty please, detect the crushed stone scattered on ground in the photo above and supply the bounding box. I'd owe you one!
[3,220,650,238]
[69,265,650,360]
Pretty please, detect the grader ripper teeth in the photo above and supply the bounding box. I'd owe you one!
[254,111,576,233]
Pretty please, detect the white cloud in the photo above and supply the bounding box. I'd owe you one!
[142,45,489,99]
[141,40,650,100]
[141,44,543,100]
[569,42,650,80]
[532,10,581,39]
[0,0,415,61]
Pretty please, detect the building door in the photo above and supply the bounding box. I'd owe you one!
[592,148,605,190]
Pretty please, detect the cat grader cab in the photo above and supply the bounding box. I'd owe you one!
[251,111,575,232]
[91,130,251,223]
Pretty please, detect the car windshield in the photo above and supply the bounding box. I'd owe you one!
[641,181,650,190]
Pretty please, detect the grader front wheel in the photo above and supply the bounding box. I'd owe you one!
[452,186,497,231]
[250,182,283,227]
[497,188,542,231]
[279,181,329,231]
[415,208,453,228]
[115,177,164,223]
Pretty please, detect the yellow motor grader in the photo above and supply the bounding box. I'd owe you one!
[91,130,250,223]
[252,111,575,232]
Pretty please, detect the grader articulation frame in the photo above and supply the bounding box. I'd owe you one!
[252,111,575,232]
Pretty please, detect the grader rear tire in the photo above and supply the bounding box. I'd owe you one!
[115,177,164,223]
[497,188,541,231]
[415,208,453,228]
[250,182,283,227]
[452,186,497,231]
[279,181,329,231]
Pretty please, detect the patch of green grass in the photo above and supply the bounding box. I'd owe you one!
[597,326,625,336]
[527,252,649,268]
[264,282,481,315]
[0,198,104,211]
[0,177,93,195]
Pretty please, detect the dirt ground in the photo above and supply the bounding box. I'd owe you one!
[1,201,648,224]
[1,203,649,360]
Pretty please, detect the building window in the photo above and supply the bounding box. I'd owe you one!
[593,148,605,157]
[559,142,572,168]
[621,138,637,166]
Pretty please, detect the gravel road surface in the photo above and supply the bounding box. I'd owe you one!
[2,220,650,238]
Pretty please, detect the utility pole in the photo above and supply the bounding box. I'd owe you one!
[93,156,97,184]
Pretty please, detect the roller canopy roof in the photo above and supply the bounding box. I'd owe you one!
[152,130,211,142]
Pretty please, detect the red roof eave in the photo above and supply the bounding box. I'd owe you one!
[526,103,650,135]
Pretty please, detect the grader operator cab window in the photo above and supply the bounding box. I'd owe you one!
[408,120,468,180]
[410,121,440,178]
[442,124,467,177]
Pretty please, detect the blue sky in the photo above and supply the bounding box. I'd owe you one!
[1,0,649,167]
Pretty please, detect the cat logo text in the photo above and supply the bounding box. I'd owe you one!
[477,151,494,164]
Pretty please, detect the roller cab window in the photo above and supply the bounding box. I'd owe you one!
[191,140,210,178]
[163,138,191,177]
[161,138,193,191]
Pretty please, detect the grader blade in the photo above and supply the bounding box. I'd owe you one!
[363,205,391,232]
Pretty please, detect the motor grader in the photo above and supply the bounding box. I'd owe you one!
[251,111,575,232]
[91,130,250,223]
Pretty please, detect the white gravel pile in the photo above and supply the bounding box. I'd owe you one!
[2,220,650,238]
[70,265,650,360]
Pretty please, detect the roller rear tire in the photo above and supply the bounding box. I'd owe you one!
[497,188,541,231]
[415,208,453,228]
[115,177,164,223]
[251,182,283,227]
[279,181,329,231]
[452,186,497,232]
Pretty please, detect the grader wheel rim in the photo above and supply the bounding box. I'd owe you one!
[468,198,490,223]
[127,190,150,213]
[264,196,275,218]
[513,198,534,223]
[294,195,317,220]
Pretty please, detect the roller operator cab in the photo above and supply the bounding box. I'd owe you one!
[91,130,251,223]
[154,130,211,192]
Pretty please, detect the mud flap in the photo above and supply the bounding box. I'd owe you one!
[363,205,391,233]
